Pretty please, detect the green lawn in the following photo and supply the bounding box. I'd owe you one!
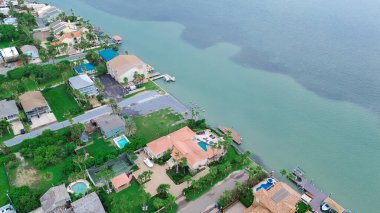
[43,84,84,121]
[0,130,14,144]
[0,41,12,48]
[102,181,149,213]
[85,133,118,157]
[132,108,185,143]
[37,158,71,190]
[0,166,9,206]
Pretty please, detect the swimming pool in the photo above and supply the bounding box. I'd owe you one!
[67,179,90,195]
[198,141,208,152]
[255,178,275,191]
[72,182,87,195]
[113,135,129,149]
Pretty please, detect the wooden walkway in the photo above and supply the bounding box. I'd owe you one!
[217,126,242,145]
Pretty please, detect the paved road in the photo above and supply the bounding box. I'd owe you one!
[4,105,112,147]
[178,170,248,213]
[4,91,191,147]
[44,53,87,64]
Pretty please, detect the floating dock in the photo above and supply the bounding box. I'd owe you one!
[217,126,242,145]
[150,74,176,82]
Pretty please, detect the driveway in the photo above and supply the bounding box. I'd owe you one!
[132,152,209,198]
[98,74,126,101]
[178,170,248,213]
[119,91,191,118]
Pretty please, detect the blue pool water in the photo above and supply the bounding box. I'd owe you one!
[72,182,87,195]
[115,136,129,149]
[255,178,274,191]
[197,142,208,152]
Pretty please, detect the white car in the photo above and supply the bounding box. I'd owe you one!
[144,158,154,168]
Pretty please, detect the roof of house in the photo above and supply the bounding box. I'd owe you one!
[0,47,19,58]
[19,91,48,112]
[111,173,132,189]
[3,17,17,25]
[98,49,119,62]
[74,63,96,74]
[71,192,105,213]
[247,182,301,213]
[51,31,81,45]
[96,114,125,133]
[112,35,122,41]
[171,138,209,167]
[40,184,70,213]
[107,55,146,77]
[20,45,38,53]
[69,74,95,90]
[0,100,18,118]
[146,126,196,155]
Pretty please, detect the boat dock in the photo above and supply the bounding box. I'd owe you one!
[217,126,242,145]
[150,73,176,82]
[291,167,348,213]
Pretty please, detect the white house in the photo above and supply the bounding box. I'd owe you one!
[20,45,39,60]
[106,55,149,84]
[0,47,19,62]
[3,17,17,26]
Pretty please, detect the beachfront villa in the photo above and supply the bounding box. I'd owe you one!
[69,74,99,96]
[95,114,126,138]
[19,91,51,121]
[0,47,19,63]
[0,100,19,122]
[106,55,149,84]
[51,31,81,46]
[144,126,224,172]
[246,181,301,213]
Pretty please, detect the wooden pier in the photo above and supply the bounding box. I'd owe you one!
[217,126,242,145]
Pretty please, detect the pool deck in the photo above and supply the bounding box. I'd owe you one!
[292,169,347,213]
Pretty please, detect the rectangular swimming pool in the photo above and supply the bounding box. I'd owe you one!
[113,135,129,149]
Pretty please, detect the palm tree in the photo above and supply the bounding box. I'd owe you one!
[0,120,11,137]
[29,74,39,90]
[156,184,170,198]
[21,77,29,90]
[96,167,115,193]
[124,118,136,137]
[174,152,180,174]
[73,155,86,173]
[109,98,120,114]
[210,167,218,179]
[179,157,188,174]
[280,169,287,176]
[184,175,192,187]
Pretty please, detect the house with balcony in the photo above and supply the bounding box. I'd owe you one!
[0,47,19,63]
[19,91,50,121]
[69,74,98,96]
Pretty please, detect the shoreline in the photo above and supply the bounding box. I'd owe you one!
[13,0,352,211]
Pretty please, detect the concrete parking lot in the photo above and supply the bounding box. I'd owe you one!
[98,74,126,101]
[119,91,191,118]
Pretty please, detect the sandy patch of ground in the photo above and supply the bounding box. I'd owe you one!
[12,162,41,187]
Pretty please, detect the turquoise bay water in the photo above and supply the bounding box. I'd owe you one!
[42,0,380,211]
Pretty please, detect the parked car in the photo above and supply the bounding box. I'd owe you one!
[144,158,154,168]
